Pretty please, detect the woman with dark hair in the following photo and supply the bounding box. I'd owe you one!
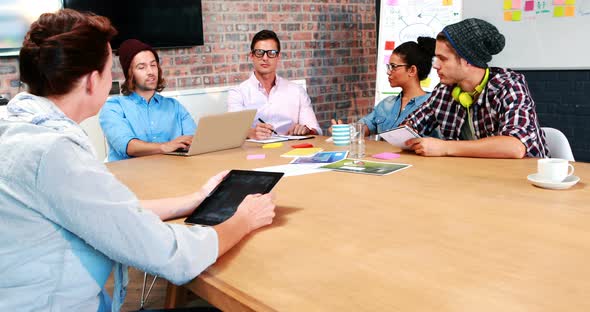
[0,9,275,312]
[331,36,436,136]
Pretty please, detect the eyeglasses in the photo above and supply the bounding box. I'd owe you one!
[386,63,409,73]
[251,49,280,58]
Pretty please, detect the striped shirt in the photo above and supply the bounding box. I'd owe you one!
[404,67,548,158]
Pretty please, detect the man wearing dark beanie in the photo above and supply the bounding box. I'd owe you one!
[404,18,548,159]
[99,39,196,161]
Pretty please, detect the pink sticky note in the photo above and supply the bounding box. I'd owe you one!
[384,54,391,64]
[512,0,522,8]
[372,152,401,160]
[525,1,534,11]
[247,154,266,160]
[387,0,399,6]
[554,0,565,4]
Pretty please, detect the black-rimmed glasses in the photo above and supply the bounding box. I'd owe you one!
[386,63,409,73]
[252,49,280,58]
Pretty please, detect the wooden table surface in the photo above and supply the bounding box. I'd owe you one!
[107,137,590,312]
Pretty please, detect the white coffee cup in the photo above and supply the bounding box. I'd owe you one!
[537,158,574,182]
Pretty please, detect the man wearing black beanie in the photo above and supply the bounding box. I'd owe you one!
[99,39,197,161]
[404,18,548,159]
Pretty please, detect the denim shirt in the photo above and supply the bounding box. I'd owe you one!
[359,92,431,134]
[0,94,218,312]
[99,92,197,161]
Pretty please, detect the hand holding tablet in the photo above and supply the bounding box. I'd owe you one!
[185,170,283,226]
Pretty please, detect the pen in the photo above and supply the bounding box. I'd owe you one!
[257,118,279,136]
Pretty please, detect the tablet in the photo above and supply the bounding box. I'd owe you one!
[379,125,421,150]
[185,170,284,226]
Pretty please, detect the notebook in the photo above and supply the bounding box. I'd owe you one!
[165,109,256,156]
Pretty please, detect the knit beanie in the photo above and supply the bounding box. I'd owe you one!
[118,39,159,80]
[442,18,505,68]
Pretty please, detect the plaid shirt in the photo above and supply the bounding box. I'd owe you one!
[405,67,548,158]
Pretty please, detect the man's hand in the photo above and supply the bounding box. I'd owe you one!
[287,124,311,135]
[160,135,193,153]
[328,119,344,135]
[249,122,274,140]
[405,137,449,157]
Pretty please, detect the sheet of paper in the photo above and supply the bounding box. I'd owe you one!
[379,126,420,150]
[282,135,315,140]
[246,136,289,144]
[254,164,330,177]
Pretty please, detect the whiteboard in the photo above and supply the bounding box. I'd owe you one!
[464,1,590,70]
[375,0,462,104]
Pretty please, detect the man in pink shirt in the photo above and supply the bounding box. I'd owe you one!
[227,30,322,140]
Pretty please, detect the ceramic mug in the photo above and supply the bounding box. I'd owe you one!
[537,158,574,182]
[332,124,351,146]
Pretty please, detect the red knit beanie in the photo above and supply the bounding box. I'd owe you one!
[118,39,159,80]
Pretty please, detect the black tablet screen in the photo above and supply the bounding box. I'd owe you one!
[185,170,283,226]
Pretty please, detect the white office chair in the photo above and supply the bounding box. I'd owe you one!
[542,127,575,161]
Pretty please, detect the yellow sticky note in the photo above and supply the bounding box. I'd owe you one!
[442,0,452,6]
[504,11,513,21]
[554,6,565,16]
[504,0,512,10]
[262,142,283,149]
[512,10,523,20]
[565,0,576,4]
[565,5,575,15]
[420,77,432,88]
[280,148,323,158]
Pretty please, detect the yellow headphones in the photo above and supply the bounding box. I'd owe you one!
[451,68,490,109]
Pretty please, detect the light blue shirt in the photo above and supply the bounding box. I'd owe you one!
[359,92,431,134]
[0,94,218,312]
[99,92,197,161]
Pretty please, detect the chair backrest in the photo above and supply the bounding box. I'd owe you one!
[542,127,575,161]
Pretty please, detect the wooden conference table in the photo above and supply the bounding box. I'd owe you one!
[107,137,590,311]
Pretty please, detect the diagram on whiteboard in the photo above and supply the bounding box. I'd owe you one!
[376,0,462,103]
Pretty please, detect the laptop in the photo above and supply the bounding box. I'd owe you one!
[165,109,257,156]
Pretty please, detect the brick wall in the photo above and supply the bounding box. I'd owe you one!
[0,0,377,132]
[520,70,590,162]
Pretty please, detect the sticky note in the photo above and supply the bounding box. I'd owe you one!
[281,148,323,158]
[384,41,395,50]
[554,0,565,4]
[262,142,283,149]
[420,77,432,88]
[565,0,576,4]
[554,5,565,16]
[504,0,512,10]
[525,1,535,11]
[372,152,401,160]
[384,54,391,64]
[565,5,575,15]
[512,10,523,20]
[247,154,266,160]
[387,0,399,5]
[504,11,513,21]
[442,0,453,6]
[512,0,522,8]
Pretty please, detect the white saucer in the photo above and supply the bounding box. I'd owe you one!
[527,173,580,190]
